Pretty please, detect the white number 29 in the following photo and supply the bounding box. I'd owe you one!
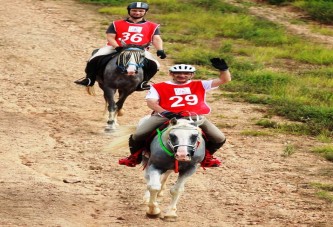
[170,95,198,107]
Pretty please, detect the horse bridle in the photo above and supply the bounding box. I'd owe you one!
[166,128,200,155]
[116,47,145,72]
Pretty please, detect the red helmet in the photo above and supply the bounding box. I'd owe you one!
[127,2,149,14]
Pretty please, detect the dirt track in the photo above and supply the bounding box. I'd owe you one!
[0,0,332,226]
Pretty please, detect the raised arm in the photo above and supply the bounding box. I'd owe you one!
[210,58,232,88]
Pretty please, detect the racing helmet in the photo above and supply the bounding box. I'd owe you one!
[169,64,196,73]
[127,2,149,13]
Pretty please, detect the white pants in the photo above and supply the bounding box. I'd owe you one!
[89,45,160,68]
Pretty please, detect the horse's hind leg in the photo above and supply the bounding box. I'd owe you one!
[102,87,118,131]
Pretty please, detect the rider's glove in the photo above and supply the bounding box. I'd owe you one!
[157,50,166,59]
[115,46,123,53]
[160,111,182,119]
[210,58,229,71]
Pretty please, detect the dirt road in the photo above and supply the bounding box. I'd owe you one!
[0,0,332,226]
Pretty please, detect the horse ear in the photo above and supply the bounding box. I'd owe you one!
[170,118,177,125]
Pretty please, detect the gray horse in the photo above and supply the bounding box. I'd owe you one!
[91,44,148,131]
[142,117,205,220]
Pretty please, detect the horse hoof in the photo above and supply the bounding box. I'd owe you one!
[146,206,160,218]
[146,213,160,219]
[160,214,177,222]
[104,127,116,133]
[118,109,125,116]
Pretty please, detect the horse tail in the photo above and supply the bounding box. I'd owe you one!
[86,86,96,96]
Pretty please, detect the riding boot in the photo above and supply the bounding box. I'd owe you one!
[201,139,226,168]
[74,74,95,86]
[74,59,97,86]
[118,135,145,167]
[136,59,158,91]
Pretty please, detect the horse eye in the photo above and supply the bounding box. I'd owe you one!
[169,133,178,143]
[169,133,176,140]
[190,134,198,143]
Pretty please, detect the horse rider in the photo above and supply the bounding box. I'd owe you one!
[119,58,232,167]
[74,2,166,90]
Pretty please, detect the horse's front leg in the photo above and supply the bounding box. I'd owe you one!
[145,165,162,218]
[162,166,197,221]
[106,106,118,130]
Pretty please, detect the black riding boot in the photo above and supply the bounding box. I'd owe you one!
[136,59,158,91]
[74,58,98,86]
[205,139,226,155]
[118,135,145,167]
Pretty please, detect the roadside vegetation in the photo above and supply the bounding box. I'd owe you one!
[264,0,333,24]
[78,0,333,162]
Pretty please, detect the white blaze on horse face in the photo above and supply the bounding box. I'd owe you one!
[126,55,137,76]
[173,129,192,162]
[126,64,137,75]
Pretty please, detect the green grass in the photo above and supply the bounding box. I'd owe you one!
[240,130,272,136]
[312,146,333,162]
[261,0,333,24]
[310,182,333,203]
[293,0,333,24]
[282,144,296,157]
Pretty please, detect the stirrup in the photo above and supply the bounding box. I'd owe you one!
[140,81,151,90]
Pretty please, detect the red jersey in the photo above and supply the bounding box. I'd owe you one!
[112,20,159,46]
[152,81,211,115]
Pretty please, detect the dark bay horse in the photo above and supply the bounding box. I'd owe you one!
[90,44,149,131]
[142,117,205,220]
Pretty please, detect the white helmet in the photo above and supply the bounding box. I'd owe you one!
[169,64,196,73]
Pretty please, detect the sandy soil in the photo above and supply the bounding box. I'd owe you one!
[0,0,332,226]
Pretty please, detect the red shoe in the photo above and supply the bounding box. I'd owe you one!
[118,155,139,167]
[201,151,221,168]
[118,150,142,167]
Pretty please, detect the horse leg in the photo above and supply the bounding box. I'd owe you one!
[145,165,162,218]
[116,89,133,117]
[143,167,150,204]
[162,167,197,221]
[157,170,173,198]
[143,166,171,203]
[103,87,118,131]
